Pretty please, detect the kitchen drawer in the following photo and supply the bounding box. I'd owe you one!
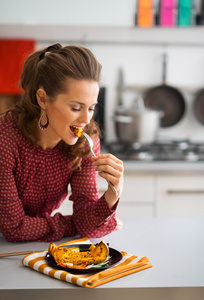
[98,173,155,218]
[116,204,154,218]
[98,173,155,204]
[121,174,155,204]
[156,175,204,217]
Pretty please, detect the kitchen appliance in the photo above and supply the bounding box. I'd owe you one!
[109,68,204,160]
[144,53,186,127]
[106,139,204,162]
[114,68,162,144]
[114,97,162,144]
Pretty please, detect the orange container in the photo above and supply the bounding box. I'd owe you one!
[137,0,154,27]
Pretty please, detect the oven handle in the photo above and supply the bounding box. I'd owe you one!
[167,190,204,194]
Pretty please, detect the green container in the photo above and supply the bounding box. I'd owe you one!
[178,0,193,26]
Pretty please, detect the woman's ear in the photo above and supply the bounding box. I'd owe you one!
[36,88,48,109]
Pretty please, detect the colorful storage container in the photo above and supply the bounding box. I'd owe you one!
[137,0,154,27]
[160,0,177,27]
[177,0,193,26]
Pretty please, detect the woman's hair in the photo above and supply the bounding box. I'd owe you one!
[12,43,102,168]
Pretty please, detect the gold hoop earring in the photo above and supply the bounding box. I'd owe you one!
[39,112,49,130]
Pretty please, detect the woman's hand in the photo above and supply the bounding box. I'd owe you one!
[91,153,124,209]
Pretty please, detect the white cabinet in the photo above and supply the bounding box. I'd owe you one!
[98,172,156,218]
[156,175,204,217]
[52,171,204,218]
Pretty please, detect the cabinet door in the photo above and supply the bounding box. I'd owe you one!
[98,174,155,217]
[156,176,204,217]
[119,174,155,217]
[116,204,154,218]
[121,174,155,204]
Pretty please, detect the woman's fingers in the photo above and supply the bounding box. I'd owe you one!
[92,153,124,195]
[92,154,123,172]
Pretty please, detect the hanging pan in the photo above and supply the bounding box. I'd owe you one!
[194,88,204,124]
[144,53,186,128]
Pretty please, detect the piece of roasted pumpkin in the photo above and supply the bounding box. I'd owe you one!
[73,127,83,137]
[48,241,109,269]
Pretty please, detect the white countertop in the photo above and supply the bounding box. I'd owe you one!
[123,160,204,175]
[0,217,204,300]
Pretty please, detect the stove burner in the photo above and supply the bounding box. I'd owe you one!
[106,140,204,162]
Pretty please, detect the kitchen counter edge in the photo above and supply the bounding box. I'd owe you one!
[123,161,204,175]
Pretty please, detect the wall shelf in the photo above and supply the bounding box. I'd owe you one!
[1,25,204,46]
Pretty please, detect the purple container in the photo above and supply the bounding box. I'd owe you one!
[160,0,177,26]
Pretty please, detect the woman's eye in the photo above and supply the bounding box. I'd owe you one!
[71,107,81,111]
[89,105,96,112]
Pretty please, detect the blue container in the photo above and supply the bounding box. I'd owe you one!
[178,0,193,26]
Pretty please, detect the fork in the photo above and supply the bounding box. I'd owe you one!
[83,132,118,196]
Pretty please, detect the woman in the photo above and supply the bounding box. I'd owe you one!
[0,43,123,242]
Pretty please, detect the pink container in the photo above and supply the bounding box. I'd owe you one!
[160,0,177,27]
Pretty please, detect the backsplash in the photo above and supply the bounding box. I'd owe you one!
[89,43,204,143]
[37,41,204,143]
[1,0,204,144]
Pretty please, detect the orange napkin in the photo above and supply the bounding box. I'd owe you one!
[22,237,152,288]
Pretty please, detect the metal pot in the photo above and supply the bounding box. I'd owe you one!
[114,98,161,145]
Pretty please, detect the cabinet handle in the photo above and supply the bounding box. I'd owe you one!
[167,190,204,194]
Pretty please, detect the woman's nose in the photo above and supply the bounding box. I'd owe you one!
[79,110,91,124]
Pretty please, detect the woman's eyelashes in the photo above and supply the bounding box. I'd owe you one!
[71,105,96,112]
[89,103,97,112]
[89,106,96,112]
[71,107,81,111]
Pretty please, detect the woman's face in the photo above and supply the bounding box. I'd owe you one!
[39,79,99,149]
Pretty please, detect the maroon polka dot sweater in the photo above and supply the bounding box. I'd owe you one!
[0,113,118,242]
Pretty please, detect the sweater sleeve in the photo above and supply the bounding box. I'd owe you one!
[0,164,77,242]
[69,136,118,238]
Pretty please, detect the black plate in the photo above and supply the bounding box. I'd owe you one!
[45,243,122,274]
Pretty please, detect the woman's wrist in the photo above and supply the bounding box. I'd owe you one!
[104,190,119,210]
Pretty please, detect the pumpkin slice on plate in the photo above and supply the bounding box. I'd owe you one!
[48,241,109,269]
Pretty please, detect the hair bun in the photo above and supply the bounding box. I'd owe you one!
[46,43,62,53]
[39,43,62,60]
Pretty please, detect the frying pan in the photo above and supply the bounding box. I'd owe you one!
[194,88,204,124]
[144,54,186,128]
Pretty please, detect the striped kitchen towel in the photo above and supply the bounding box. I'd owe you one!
[22,237,152,288]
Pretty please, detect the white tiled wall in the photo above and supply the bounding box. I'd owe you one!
[78,43,204,142]
[2,0,204,142]
[24,39,204,143]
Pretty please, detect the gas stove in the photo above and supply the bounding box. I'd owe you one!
[105,140,204,162]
